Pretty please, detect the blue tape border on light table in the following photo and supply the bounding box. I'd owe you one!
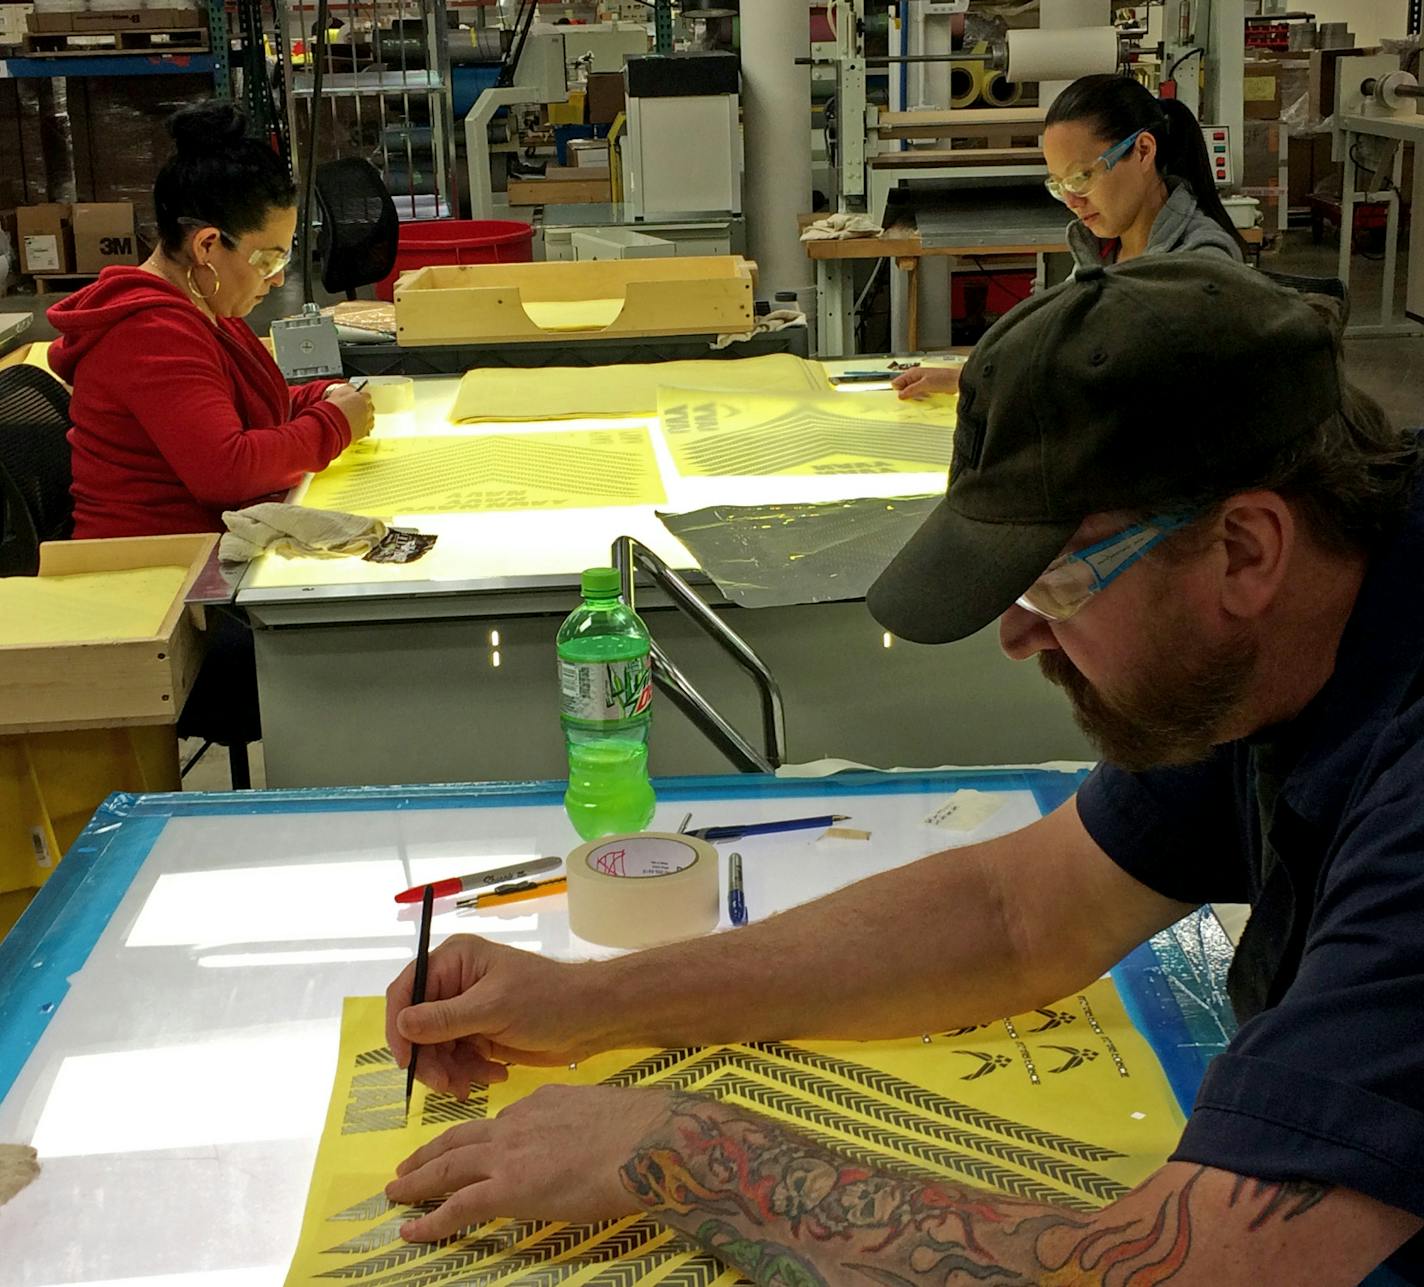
[0,766,1114,1108]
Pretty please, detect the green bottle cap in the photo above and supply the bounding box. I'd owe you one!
[581,567,621,597]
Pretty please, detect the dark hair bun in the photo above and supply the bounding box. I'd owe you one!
[168,101,249,158]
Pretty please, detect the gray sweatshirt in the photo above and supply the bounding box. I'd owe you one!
[1068,178,1245,270]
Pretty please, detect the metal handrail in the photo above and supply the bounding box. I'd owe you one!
[612,536,787,772]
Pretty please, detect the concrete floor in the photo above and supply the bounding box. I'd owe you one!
[6,227,1423,796]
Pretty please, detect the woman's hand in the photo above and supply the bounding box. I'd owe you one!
[325,382,375,441]
[892,365,962,400]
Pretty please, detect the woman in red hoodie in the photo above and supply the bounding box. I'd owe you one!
[49,101,373,538]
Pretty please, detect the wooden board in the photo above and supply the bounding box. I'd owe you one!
[395,254,757,346]
[0,534,215,735]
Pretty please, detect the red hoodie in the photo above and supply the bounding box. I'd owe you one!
[48,267,351,538]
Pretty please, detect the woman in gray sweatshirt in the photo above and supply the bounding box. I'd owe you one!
[896,75,1246,399]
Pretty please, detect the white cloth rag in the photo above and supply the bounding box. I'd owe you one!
[800,212,884,242]
[713,309,808,351]
[220,502,387,563]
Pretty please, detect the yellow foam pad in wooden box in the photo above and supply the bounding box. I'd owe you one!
[0,566,189,646]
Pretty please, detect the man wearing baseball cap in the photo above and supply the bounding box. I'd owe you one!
[382,259,1424,1285]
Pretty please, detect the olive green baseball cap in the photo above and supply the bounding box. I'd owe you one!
[867,257,1342,644]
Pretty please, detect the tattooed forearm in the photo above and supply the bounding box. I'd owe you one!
[621,1095,1078,1285]
[619,1097,1347,1287]
[1228,1176,1333,1232]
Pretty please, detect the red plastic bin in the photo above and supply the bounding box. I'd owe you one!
[376,219,535,302]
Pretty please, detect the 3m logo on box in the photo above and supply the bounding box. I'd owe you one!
[71,202,138,273]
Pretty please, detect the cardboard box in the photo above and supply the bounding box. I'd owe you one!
[26,9,73,34]
[15,202,71,275]
[72,202,137,273]
[1243,60,1282,120]
[586,71,626,125]
[0,5,34,44]
[567,138,610,169]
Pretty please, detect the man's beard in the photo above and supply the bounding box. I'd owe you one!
[1038,622,1257,772]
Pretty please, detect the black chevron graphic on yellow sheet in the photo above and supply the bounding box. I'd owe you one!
[655,1256,733,1287]
[706,1073,1113,1209]
[311,1025,1139,1287]
[341,1049,488,1135]
[581,1230,695,1287]
[491,1218,668,1287]
[625,1048,1122,1203]
[752,1040,1125,1162]
[320,1219,621,1287]
[599,1046,701,1088]
[331,1194,398,1223]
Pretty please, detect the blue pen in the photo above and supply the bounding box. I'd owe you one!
[692,814,848,843]
[728,852,747,927]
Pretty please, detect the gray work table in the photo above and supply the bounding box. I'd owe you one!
[209,372,1091,788]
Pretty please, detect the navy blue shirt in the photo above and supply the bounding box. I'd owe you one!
[1078,483,1424,1282]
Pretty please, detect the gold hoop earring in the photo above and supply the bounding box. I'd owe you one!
[186,262,221,302]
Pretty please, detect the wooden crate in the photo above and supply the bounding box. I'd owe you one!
[0,534,216,735]
[394,255,758,346]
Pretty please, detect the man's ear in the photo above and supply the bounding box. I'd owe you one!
[1218,491,1293,621]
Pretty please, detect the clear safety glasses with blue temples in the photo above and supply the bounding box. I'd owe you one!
[180,217,294,281]
[1044,127,1150,203]
[1016,511,1198,623]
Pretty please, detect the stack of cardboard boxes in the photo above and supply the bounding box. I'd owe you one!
[10,201,139,281]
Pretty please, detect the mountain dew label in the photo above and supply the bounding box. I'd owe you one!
[559,657,652,723]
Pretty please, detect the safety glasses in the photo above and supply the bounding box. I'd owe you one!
[220,233,293,281]
[1044,127,1149,203]
[180,217,293,281]
[1016,511,1198,623]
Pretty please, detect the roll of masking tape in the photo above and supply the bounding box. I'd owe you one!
[567,832,721,949]
[363,375,415,415]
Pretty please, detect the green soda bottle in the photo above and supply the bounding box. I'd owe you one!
[557,567,656,840]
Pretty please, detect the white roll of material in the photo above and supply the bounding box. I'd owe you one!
[1004,27,1120,85]
[567,832,721,949]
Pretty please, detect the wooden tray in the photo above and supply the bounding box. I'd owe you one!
[394,255,757,347]
[0,534,216,735]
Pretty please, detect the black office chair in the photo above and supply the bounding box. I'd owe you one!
[0,366,74,576]
[314,157,400,299]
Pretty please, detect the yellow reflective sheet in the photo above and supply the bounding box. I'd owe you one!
[301,429,667,517]
[522,299,626,333]
[0,566,188,645]
[658,387,956,478]
[286,985,1184,1287]
[449,354,829,423]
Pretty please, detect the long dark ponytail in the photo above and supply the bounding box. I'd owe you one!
[1045,74,1247,257]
